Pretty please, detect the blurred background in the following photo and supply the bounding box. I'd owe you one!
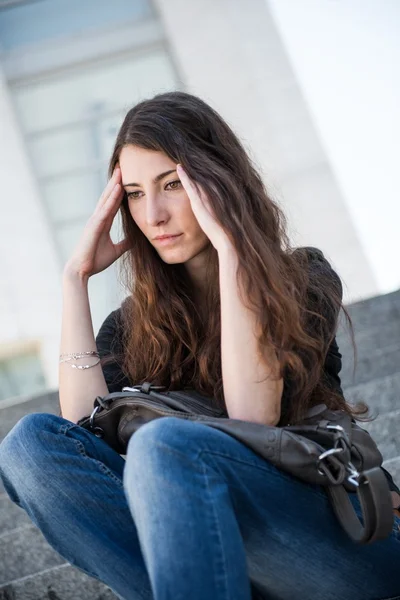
[1,2,400,597]
[0,0,399,404]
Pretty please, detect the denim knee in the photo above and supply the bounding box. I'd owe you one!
[0,413,64,502]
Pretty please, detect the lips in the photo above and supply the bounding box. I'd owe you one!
[154,234,183,244]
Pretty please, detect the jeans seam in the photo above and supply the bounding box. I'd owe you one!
[199,454,230,600]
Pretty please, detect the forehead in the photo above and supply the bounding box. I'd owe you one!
[119,145,174,179]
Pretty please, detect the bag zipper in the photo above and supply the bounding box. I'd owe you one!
[93,397,217,423]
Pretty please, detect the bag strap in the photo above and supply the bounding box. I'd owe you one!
[326,467,394,544]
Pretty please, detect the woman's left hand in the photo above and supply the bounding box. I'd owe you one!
[176,164,232,254]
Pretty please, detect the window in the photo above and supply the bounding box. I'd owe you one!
[0,0,181,328]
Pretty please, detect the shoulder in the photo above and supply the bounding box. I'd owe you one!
[98,307,123,332]
[291,246,343,299]
[291,245,336,269]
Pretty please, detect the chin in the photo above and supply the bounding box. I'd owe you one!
[155,249,187,264]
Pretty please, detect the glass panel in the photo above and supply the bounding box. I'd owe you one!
[56,220,88,267]
[13,51,178,134]
[42,169,106,224]
[29,111,126,178]
[0,0,152,52]
[30,127,96,179]
[97,112,127,165]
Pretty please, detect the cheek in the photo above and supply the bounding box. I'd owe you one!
[126,206,144,233]
[127,202,140,223]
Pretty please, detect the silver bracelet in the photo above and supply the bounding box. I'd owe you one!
[66,358,101,370]
[59,350,100,369]
[59,352,99,363]
[59,350,99,361]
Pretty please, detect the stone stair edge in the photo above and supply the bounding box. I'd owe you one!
[0,561,70,590]
[0,388,59,411]
[0,562,117,599]
[342,286,400,312]
[0,524,34,541]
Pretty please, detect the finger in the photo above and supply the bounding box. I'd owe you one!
[176,164,201,202]
[97,183,124,228]
[98,167,121,208]
[114,237,133,259]
[96,177,122,218]
[104,184,126,227]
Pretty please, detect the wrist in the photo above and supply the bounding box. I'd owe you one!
[217,241,237,262]
[63,263,89,286]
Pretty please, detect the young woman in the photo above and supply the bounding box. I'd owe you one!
[0,91,399,600]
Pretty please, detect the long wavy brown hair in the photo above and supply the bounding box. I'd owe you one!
[103,90,367,426]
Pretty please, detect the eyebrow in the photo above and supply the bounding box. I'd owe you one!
[123,169,177,188]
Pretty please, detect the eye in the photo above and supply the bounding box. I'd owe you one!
[165,180,182,190]
[126,191,142,200]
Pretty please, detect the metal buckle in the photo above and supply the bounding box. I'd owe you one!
[317,447,344,475]
[344,461,360,487]
[89,405,100,429]
[88,404,105,438]
[122,386,142,392]
[317,424,360,487]
[326,424,345,432]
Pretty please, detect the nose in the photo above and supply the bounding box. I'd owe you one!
[145,192,169,227]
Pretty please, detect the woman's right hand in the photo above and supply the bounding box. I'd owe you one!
[64,166,132,281]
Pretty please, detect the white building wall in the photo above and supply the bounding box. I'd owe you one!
[0,65,62,389]
[267,0,400,294]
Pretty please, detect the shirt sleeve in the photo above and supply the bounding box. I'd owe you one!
[95,308,131,393]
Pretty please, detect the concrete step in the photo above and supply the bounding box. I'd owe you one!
[335,288,400,387]
[336,341,400,388]
[382,456,400,485]
[0,562,117,600]
[0,524,66,585]
[343,371,400,415]
[337,318,400,362]
[0,390,60,444]
[359,408,400,463]
[0,493,31,535]
[341,287,400,331]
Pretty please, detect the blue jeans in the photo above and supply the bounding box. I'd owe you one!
[0,413,399,600]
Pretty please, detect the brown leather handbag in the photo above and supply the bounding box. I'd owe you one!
[77,382,394,545]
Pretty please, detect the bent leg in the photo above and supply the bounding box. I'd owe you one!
[0,413,153,600]
[123,416,400,600]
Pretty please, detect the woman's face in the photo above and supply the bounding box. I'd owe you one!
[119,145,211,269]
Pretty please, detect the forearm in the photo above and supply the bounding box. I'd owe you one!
[218,245,283,425]
[59,267,109,424]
